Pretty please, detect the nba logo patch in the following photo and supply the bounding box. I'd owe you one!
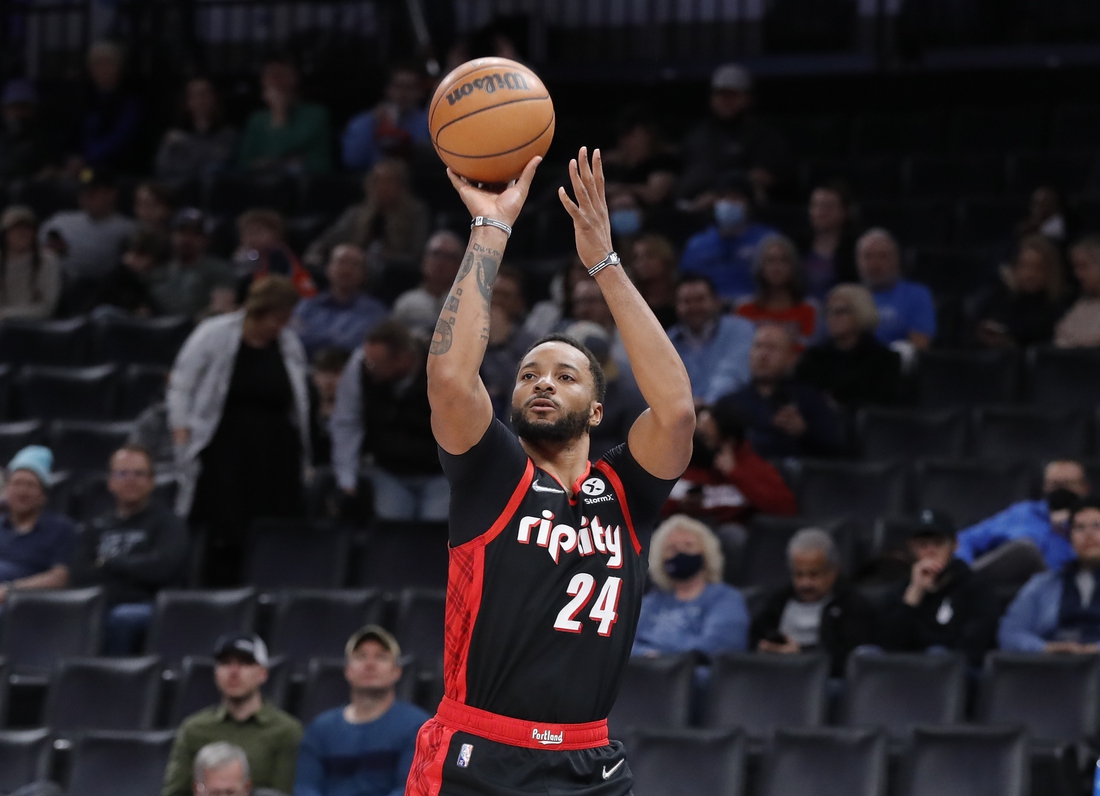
[457,743,473,768]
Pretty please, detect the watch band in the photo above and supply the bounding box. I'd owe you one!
[470,216,512,238]
[587,251,621,277]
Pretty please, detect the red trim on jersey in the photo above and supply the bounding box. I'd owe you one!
[480,458,535,545]
[593,461,641,555]
[406,718,454,796]
[436,696,609,750]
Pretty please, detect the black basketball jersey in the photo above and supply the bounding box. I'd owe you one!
[438,419,675,726]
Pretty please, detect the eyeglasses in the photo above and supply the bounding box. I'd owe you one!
[1073,521,1100,533]
[110,469,152,479]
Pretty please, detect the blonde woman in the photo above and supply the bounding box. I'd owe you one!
[632,514,749,657]
[973,234,1068,349]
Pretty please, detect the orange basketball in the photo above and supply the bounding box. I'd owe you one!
[429,57,555,184]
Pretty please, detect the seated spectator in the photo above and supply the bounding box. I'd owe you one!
[752,528,876,675]
[679,172,778,301]
[155,76,237,181]
[796,284,901,409]
[878,511,999,666]
[999,495,1100,653]
[735,233,818,346]
[856,228,936,349]
[0,446,74,604]
[667,274,755,405]
[603,105,680,207]
[192,743,253,796]
[716,324,843,458]
[308,348,350,467]
[631,234,678,328]
[163,634,303,796]
[971,235,1068,349]
[294,626,429,796]
[633,515,749,657]
[481,267,536,421]
[0,205,61,319]
[330,320,445,521]
[303,159,429,274]
[238,55,330,174]
[74,41,142,171]
[96,228,163,316]
[133,180,174,241]
[0,78,58,180]
[799,181,858,300]
[292,244,388,357]
[1016,185,1066,244]
[150,209,236,319]
[1056,236,1100,347]
[68,445,188,655]
[391,230,465,335]
[235,209,316,299]
[607,186,646,258]
[342,63,430,172]
[567,279,632,377]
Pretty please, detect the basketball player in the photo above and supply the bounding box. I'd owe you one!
[406,147,695,796]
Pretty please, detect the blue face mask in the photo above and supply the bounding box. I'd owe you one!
[714,199,747,229]
[610,208,642,238]
[663,552,705,581]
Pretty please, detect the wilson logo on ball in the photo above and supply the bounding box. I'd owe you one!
[445,72,532,105]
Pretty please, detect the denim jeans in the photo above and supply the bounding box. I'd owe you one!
[104,602,154,656]
[369,468,450,522]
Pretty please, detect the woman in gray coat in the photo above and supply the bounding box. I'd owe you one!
[168,275,311,586]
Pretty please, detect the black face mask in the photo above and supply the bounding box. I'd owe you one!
[664,552,704,581]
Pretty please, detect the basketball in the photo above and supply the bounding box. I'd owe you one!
[429,57,555,184]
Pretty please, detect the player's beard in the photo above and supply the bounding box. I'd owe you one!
[511,404,591,444]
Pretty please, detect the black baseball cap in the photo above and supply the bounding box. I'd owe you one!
[910,509,957,540]
[213,632,269,667]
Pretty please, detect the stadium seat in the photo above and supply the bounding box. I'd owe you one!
[48,419,135,471]
[1049,104,1100,149]
[0,728,51,793]
[901,725,1029,796]
[702,654,829,738]
[841,652,967,737]
[268,590,384,673]
[907,246,1001,300]
[120,363,168,418]
[859,199,953,248]
[204,172,299,217]
[916,350,1020,408]
[0,587,104,676]
[43,656,161,733]
[355,522,449,591]
[856,408,968,461]
[1027,346,1100,411]
[0,420,44,464]
[954,196,1028,246]
[243,519,351,590]
[912,459,1033,528]
[607,654,694,740]
[734,516,852,591]
[66,730,176,796]
[168,655,290,725]
[850,111,948,157]
[971,406,1090,463]
[14,364,119,421]
[297,656,420,724]
[146,588,257,671]
[392,588,445,673]
[903,154,1005,198]
[628,729,746,796]
[759,727,887,796]
[300,173,364,215]
[93,315,191,366]
[1008,151,1095,195]
[779,113,850,160]
[949,107,1046,152]
[977,652,1100,743]
[793,460,908,530]
[800,157,900,200]
[0,317,91,366]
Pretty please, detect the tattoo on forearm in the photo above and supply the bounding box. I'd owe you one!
[456,252,474,282]
[444,294,460,313]
[475,253,499,303]
[429,316,454,355]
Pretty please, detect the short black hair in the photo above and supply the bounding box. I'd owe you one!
[1070,495,1100,524]
[678,272,719,296]
[520,334,607,403]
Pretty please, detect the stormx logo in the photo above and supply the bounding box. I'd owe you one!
[585,494,616,504]
[517,511,623,567]
[532,728,563,745]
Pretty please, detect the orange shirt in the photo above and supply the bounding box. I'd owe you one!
[735,301,818,348]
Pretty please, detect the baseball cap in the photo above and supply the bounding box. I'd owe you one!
[910,509,957,540]
[345,625,401,658]
[711,63,752,92]
[2,79,37,106]
[213,633,270,667]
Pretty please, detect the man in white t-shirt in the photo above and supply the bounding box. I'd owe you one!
[40,167,137,281]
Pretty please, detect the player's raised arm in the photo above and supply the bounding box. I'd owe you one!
[427,157,542,455]
[559,147,695,479]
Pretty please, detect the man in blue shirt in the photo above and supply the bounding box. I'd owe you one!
[679,172,777,301]
[856,228,936,348]
[342,65,431,172]
[292,244,389,357]
[667,274,755,404]
[295,625,428,796]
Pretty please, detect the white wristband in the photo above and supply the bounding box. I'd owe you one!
[470,216,512,238]
[587,251,621,277]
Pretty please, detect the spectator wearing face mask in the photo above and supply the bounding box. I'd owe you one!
[606,187,646,261]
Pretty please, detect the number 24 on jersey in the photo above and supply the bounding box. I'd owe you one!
[554,574,621,636]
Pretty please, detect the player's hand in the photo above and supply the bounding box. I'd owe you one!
[559,147,614,269]
[446,156,542,228]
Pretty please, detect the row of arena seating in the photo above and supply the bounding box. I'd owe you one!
[0,316,190,368]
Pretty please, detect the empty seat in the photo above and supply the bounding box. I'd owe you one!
[851,112,948,157]
[94,315,191,366]
[780,114,850,160]
[629,729,746,796]
[244,519,351,590]
[300,173,364,215]
[977,652,1100,743]
[735,516,851,591]
[269,590,383,672]
[1,587,104,676]
[48,419,135,471]
[169,655,290,725]
[1008,151,1095,194]
[120,363,168,418]
[907,246,1000,299]
[356,522,449,590]
[204,172,299,217]
[66,730,176,796]
[146,589,256,670]
[857,408,968,461]
[794,460,908,530]
[1050,104,1100,149]
[912,459,1033,528]
[702,654,829,738]
[842,652,966,737]
[0,419,44,464]
[904,154,1005,198]
[393,588,445,673]
[860,200,952,248]
[1028,346,1100,411]
[916,350,1019,408]
[950,107,1046,153]
[44,656,161,733]
[971,407,1090,463]
[607,654,694,740]
[0,317,91,366]
[760,727,887,796]
[0,728,51,793]
[14,364,119,420]
[901,725,1028,796]
[954,196,1028,246]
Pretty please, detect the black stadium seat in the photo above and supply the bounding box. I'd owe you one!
[0,728,51,793]
[392,588,446,673]
[169,655,290,725]
[0,317,91,366]
[629,729,746,796]
[607,654,694,740]
[735,516,852,591]
[48,419,135,471]
[0,587,104,676]
[268,590,383,673]
[1008,151,1095,194]
[857,408,968,461]
[759,728,887,796]
[904,154,1005,198]
[146,588,256,671]
[916,349,1019,408]
[94,315,191,366]
[901,726,1029,796]
[954,196,1028,246]
[244,519,351,590]
[971,407,1090,463]
[66,730,176,796]
[120,364,168,418]
[949,107,1046,152]
[1027,346,1100,411]
[14,364,119,420]
[356,522,450,591]
[793,460,908,530]
[44,656,161,733]
[912,459,1033,528]
[841,652,967,737]
[851,111,948,157]
[702,654,829,739]
[1050,104,1100,149]
[0,420,44,463]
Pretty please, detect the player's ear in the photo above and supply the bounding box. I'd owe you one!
[589,401,603,427]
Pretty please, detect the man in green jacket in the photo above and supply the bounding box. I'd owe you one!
[237,56,331,174]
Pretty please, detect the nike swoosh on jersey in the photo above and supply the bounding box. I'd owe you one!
[602,760,625,780]
[531,480,565,494]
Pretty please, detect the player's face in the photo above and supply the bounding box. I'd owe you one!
[214,655,268,701]
[345,639,402,692]
[512,342,602,443]
[790,549,838,604]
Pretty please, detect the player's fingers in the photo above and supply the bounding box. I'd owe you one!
[592,148,607,199]
[514,156,542,199]
[557,186,581,220]
[446,168,472,195]
[577,146,597,195]
[568,158,592,213]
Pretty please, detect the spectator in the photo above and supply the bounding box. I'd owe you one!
[303,159,429,274]
[0,205,61,319]
[0,79,57,180]
[95,228,163,316]
[999,496,1100,653]
[752,528,876,675]
[567,280,632,377]
[633,515,749,657]
[481,267,536,421]
[1016,186,1066,244]
[170,276,311,586]
[294,626,429,796]
[667,273,755,405]
[391,230,465,335]
[130,397,175,472]
[679,172,778,301]
[1056,236,1100,347]
[238,56,331,174]
[308,348,350,468]
[163,634,303,796]
[0,446,74,604]
[735,233,818,346]
[133,181,175,241]
[603,105,680,207]
[800,182,858,300]
[606,187,646,259]
[40,166,137,282]
[150,209,237,320]
[878,511,999,666]
[717,324,843,458]
[796,284,902,410]
[191,743,253,796]
[68,445,188,655]
[235,209,317,299]
[856,228,936,349]
[342,64,430,172]
[74,41,142,171]
[155,76,238,181]
[971,235,1068,349]
[330,320,444,521]
[292,244,388,357]
[631,234,679,329]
